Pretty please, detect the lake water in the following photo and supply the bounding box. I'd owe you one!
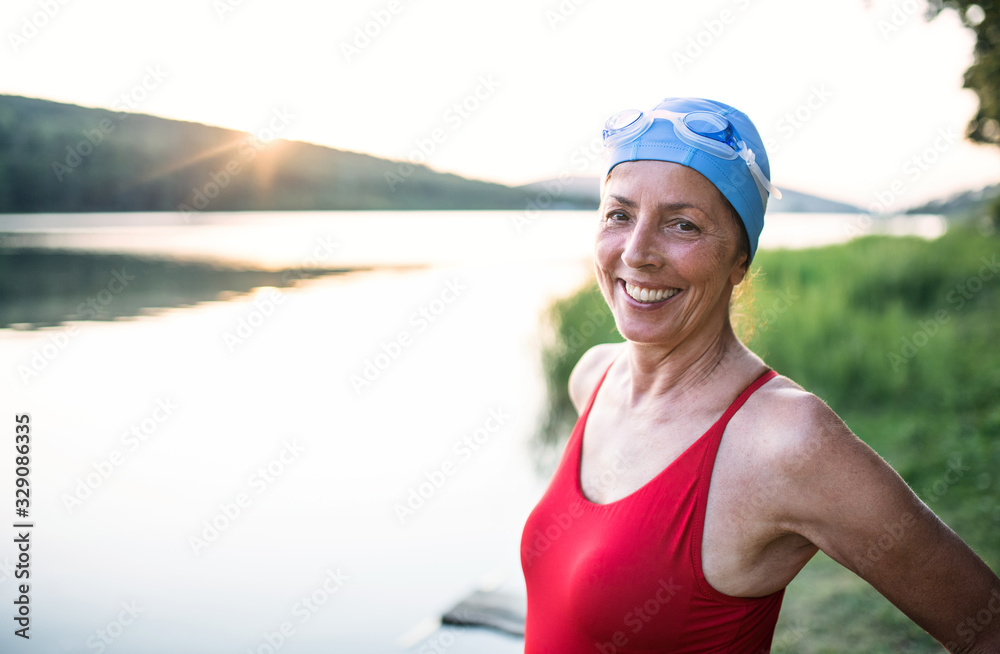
[0,210,945,653]
[0,210,947,269]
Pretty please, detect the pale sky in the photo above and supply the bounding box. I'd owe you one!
[3,0,998,211]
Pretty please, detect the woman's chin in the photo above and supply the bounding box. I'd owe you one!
[612,319,678,346]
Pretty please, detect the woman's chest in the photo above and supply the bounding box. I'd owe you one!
[578,410,794,596]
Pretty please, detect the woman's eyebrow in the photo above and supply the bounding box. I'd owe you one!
[656,201,706,214]
[609,194,707,215]
[608,194,636,207]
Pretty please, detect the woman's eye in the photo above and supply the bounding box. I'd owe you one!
[676,220,698,232]
[605,211,628,222]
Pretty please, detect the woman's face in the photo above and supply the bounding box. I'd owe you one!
[595,160,749,346]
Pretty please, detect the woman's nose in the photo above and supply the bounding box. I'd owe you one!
[621,218,664,269]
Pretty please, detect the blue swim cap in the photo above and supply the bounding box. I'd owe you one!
[603,97,777,260]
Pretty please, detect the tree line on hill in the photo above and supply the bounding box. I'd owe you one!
[0,94,596,214]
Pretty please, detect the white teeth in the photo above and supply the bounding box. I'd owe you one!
[624,282,679,304]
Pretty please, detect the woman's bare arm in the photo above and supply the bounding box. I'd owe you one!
[771,390,1000,653]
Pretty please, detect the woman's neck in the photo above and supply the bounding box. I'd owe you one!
[619,320,757,409]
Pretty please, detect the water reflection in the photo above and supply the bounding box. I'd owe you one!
[0,247,361,329]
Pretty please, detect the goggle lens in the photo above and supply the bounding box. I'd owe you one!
[607,109,643,132]
[683,111,737,148]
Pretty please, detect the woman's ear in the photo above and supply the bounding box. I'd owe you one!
[729,253,750,286]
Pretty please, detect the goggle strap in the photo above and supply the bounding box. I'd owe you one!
[747,157,782,200]
[735,141,782,201]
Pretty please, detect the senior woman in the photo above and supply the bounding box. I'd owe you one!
[519,97,1000,653]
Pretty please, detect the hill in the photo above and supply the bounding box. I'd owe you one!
[0,94,593,214]
[904,183,1000,217]
[767,187,863,213]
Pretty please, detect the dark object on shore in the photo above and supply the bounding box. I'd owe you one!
[441,589,526,637]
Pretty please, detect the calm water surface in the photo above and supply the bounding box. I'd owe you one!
[0,210,946,267]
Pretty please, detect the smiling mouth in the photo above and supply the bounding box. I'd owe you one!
[623,280,680,304]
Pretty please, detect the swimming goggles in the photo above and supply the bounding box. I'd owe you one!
[603,108,782,200]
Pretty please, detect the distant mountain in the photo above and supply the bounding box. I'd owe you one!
[767,188,863,214]
[520,175,864,214]
[0,95,595,214]
[516,176,600,209]
[903,183,1000,216]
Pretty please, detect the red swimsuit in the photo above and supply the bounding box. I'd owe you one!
[521,362,783,653]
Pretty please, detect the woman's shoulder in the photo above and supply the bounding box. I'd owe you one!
[568,342,625,414]
[739,371,863,476]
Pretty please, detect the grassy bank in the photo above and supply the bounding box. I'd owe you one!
[535,226,1000,652]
